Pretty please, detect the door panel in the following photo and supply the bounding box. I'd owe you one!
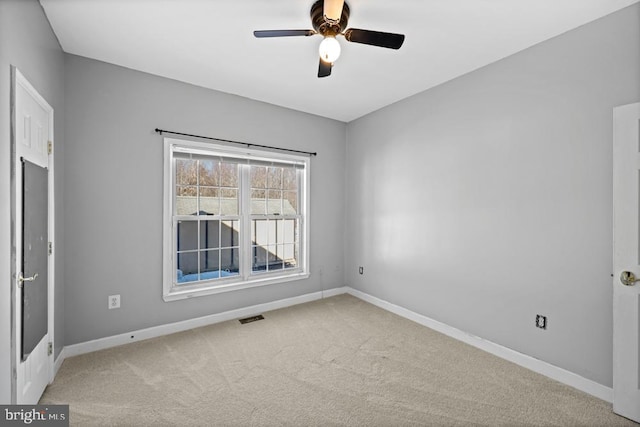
[21,159,48,360]
[612,102,640,423]
[13,68,53,404]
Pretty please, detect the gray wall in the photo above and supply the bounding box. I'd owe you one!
[63,54,346,345]
[345,4,639,388]
[0,0,65,402]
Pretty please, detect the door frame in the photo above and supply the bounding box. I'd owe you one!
[10,66,55,403]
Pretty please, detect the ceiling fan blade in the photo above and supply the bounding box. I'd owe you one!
[344,28,405,49]
[324,0,345,21]
[253,30,315,38]
[318,58,332,78]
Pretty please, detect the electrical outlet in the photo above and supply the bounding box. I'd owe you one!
[535,314,547,330]
[359,266,364,275]
[108,294,120,310]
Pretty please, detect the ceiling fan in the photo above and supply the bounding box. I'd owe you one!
[254,0,405,78]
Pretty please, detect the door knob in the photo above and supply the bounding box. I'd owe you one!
[18,272,38,288]
[620,271,639,286]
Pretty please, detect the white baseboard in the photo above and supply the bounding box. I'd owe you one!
[63,287,347,359]
[52,347,66,379]
[345,287,613,403]
[322,286,348,298]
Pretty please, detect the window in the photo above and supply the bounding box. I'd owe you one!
[163,138,309,301]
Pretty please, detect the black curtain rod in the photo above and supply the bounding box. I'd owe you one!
[155,128,317,157]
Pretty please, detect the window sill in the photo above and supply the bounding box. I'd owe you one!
[162,271,310,302]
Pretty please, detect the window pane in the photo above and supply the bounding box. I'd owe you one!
[267,219,277,244]
[251,189,266,214]
[200,220,219,249]
[221,248,240,273]
[200,250,220,274]
[177,221,198,251]
[252,246,267,272]
[176,185,197,197]
[199,187,219,215]
[220,188,238,215]
[175,191,198,215]
[177,252,198,282]
[283,191,297,214]
[251,166,267,189]
[266,245,279,270]
[176,159,197,185]
[268,167,283,189]
[220,162,238,188]
[267,190,283,215]
[199,159,219,186]
[275,219,284,244]
[275,244,284,262]
[283,168,297,190]
[283,243,296,267]
[221,220,239,248]
[252,219,268,246]
[283,219,297,243]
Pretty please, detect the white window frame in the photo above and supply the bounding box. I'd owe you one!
[163,137,310,301]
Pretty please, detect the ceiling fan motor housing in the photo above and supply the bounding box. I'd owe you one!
[311,0,350,37]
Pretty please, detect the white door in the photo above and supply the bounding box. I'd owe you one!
[13,68,55,404]
[612,102,640,423]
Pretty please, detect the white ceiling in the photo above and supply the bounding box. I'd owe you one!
[40,0,638,122]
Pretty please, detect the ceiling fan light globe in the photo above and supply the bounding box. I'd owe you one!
[319,36,341,63]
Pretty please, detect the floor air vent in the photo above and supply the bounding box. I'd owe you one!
[239,314,264,324]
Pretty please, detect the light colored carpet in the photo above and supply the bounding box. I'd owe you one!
[41,294,636,426]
